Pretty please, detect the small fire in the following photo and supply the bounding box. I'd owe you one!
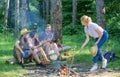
[58,64,78,76]
[58,65,68,75]
[60,66,67,75]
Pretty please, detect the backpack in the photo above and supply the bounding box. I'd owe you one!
[104,51,115,62]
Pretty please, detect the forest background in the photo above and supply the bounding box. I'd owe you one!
[0,0,120,77]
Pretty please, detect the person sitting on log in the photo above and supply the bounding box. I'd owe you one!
[13,28,45,68]
[28,30,50,64]
[38,24,65,61]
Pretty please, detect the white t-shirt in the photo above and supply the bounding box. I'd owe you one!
[84,22,104,38]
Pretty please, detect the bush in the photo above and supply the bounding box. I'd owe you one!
[107,14,120,40]
[62,24,84,35]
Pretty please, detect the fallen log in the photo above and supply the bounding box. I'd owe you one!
[58,46,71,52]
[5,46,71,64]
[5,58,17,64]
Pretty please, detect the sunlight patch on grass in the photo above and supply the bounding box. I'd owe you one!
[1,45,14,50]
[0,69,25,77]
[0,55,13,61]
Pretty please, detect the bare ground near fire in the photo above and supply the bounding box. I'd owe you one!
[20,63,120,77]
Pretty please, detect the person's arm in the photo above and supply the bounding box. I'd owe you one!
[80,34,90,51]
[15,40,24,55]
[94,28,103,45]
[28,38,34,48]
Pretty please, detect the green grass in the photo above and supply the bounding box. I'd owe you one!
[0,33,25,77]
[62,34,120,68]
[0,33,120,77]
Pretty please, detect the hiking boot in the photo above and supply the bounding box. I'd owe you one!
[18,61,24,68]
[36,63,46,67]
[90,65,98,71]
[102,59,107,69]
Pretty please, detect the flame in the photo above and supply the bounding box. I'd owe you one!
[59,66,67,75]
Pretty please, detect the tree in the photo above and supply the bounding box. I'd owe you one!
[15,0,20,38]
[95,0,106,29]
[72,0,77,25]
[50,0,62,43]
[46,0,50,22]
[4,0,10,31]
[21,0,27,28]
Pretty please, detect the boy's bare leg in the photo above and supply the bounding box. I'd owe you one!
[37,47,50,61]
[15,48,22,62]
[29,50,41,64]
[51,43,59,56]
[42,42,51,55]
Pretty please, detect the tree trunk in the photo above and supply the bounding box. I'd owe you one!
[8,0,15,30]
[21,0,27,28]
[15,0,19,38]
[43,1,46,19]
[95,0,106,29]
[4,0,10,31]
[72,0,77,25]
[50,0,62,43]
[27,0,33,27]
[46,0,50,22]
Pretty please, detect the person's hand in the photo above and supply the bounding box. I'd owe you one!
[94,42,98,46]
[47,39,50,41]
[21,51,25,57]
[38,42,42,46]
[31,47,35,50]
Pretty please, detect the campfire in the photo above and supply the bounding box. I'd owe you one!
[57,64,79,77]
[23,63,91,77]
[59,64,68,75]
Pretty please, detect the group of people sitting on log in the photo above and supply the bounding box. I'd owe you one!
[13,24,64,68]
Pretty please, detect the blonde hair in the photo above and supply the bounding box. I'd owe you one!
[46,24,51,27]
[80,15,92,23]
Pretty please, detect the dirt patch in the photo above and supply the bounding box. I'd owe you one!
[20,62,120,77]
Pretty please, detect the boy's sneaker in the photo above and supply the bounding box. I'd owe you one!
[102,59,107,69]
[19,61,24,68]
[36,63,46,67]
[90,65,98,71]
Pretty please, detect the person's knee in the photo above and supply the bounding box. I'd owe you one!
[43,42,51,47]
[31,51,38,56]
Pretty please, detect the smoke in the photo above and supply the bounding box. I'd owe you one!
[25,10,46,32]
[8,0,46,34]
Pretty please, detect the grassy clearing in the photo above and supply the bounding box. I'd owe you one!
[62,34,120,69]
[0,33,120,77]
[0,33,25,77]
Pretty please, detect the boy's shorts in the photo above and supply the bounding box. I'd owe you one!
[23,50,30,58]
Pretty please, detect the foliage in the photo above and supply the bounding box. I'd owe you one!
[62,24,84,35]
[0,31,120,76]
[105,0,120,14]
[0,1,6,33]
[0,0,120,76]
[0,20,4,33]
[107,14,120,40]
[105,0,120,40]
[62,0,94,26]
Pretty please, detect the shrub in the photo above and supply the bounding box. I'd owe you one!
[62,24,84,35]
